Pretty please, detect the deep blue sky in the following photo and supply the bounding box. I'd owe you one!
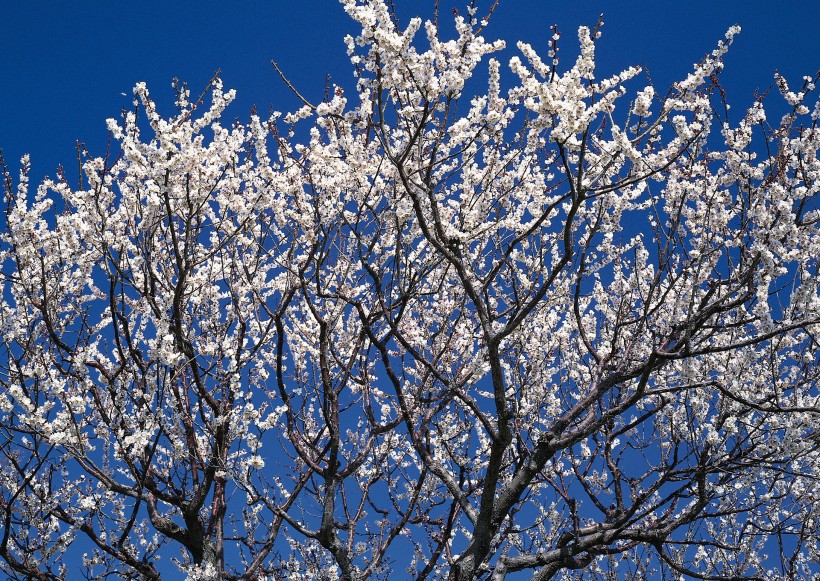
[1,0,818,183]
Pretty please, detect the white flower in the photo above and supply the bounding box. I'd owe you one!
[632,86,654,116]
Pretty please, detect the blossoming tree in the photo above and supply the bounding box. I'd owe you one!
[1,1,819,579]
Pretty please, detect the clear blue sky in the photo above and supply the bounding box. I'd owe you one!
[1,0,817,185]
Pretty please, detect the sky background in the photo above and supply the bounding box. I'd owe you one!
[1,0,818,188]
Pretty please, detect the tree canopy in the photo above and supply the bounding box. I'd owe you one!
[0,1,819,579]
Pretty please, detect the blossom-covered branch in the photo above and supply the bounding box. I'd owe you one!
[0,1,818,579]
